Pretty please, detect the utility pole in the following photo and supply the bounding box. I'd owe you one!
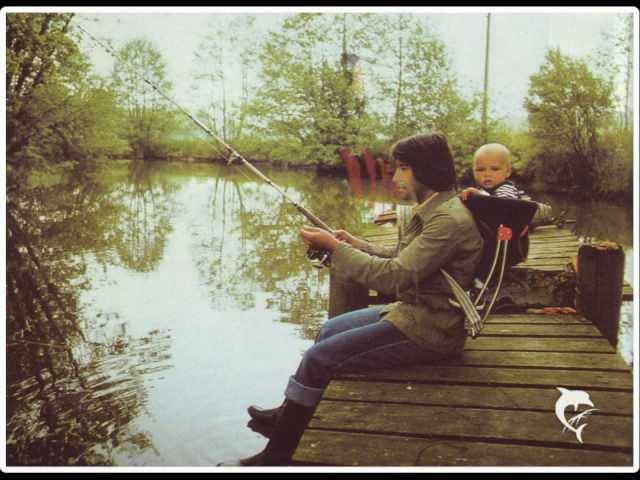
[624,14,632,130]
[482,12,491,143]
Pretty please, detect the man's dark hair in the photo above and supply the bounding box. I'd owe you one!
[390,132,457,192]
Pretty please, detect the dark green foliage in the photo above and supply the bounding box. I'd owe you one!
[524,48,615,191]
[6,14,160,466]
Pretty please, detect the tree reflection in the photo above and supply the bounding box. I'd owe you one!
[195,166,370,338]
[249,170,370,338]
[188,165,373,339]
[112,160,175,272]
[6,162,174,465]
[6,330,172,466]
[191,167,258,310]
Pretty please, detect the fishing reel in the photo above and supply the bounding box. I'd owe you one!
[307,247,331,269]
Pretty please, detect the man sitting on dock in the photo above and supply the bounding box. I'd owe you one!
[220,132,484,466]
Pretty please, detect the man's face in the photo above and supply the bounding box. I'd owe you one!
[473,153,512,190]
[391,161,418,202]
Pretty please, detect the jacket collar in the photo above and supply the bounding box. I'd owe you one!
[411,189,457,223]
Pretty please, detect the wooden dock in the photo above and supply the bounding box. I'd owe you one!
[292,219,634,466]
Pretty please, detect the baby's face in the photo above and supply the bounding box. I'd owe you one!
[473,153,512,190]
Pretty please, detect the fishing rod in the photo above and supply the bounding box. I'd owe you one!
[76,23,333,266]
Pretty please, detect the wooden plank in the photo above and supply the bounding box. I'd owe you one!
[519,262,571,269]
[485,314,589,324]
[522,251,575,259]
[339,365,633,390]
[480,323,602,336]
[324,381,633,414]
[524,250,576,259]
[524,253,577,262]
[520,257,576,266]
[464,336,615,353]
[530,228,578,237]
[531,225,575,232]
[309,401,633,449]
[514,265,570,271]
[529,233,579,241]
[528,238,578,244]
[522,258,573,266]
[528,241,578,248]
[530,236,579,242]
[513,264,571,272]
[295,430,633,466]
[528,241,579,248]
[528,246,577,254]
[533,225,567,232]
[447,350,631,371]
[529,240,581,248]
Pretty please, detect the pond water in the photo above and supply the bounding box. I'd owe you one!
[5,160,635,467]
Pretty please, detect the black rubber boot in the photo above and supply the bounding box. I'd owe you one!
[218,400,315,466]
[247,418,275,439]
[247,403,284,426]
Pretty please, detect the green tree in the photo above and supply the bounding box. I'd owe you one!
[7,13,123,185]
[524,48,614,190]
[111,38,175,159]
[247,13,380,167]
[370,15,477,146]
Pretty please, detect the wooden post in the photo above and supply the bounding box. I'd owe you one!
[328,274,370,319]
[575,242,625,347]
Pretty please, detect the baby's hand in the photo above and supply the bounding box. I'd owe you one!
[459,187,481,201]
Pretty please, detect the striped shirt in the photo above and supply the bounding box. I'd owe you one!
[482,181,521,199]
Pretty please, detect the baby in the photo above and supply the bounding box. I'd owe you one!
[459,143,521,200]
[459,143,555,225]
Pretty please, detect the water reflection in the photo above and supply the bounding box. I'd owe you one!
[190,169,256,311]
[6,162,175,465]
[187,164,374,337]
[6,330,172,465]
[113,161,176,273]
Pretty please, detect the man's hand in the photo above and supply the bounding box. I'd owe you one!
[333,229,359,247]
[300,227,341,252]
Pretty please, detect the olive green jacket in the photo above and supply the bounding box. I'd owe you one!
[330,190,483,354]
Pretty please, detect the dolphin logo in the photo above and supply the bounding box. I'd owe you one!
[554,387,599,444]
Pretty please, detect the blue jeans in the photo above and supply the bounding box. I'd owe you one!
[284,306,452,408]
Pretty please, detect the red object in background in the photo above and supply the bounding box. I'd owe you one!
[362,149,377,183]
[377,157,393,197]
[362,148,377,202]
[339,147,363,197]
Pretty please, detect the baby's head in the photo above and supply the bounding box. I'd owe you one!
[472,143,512,190]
